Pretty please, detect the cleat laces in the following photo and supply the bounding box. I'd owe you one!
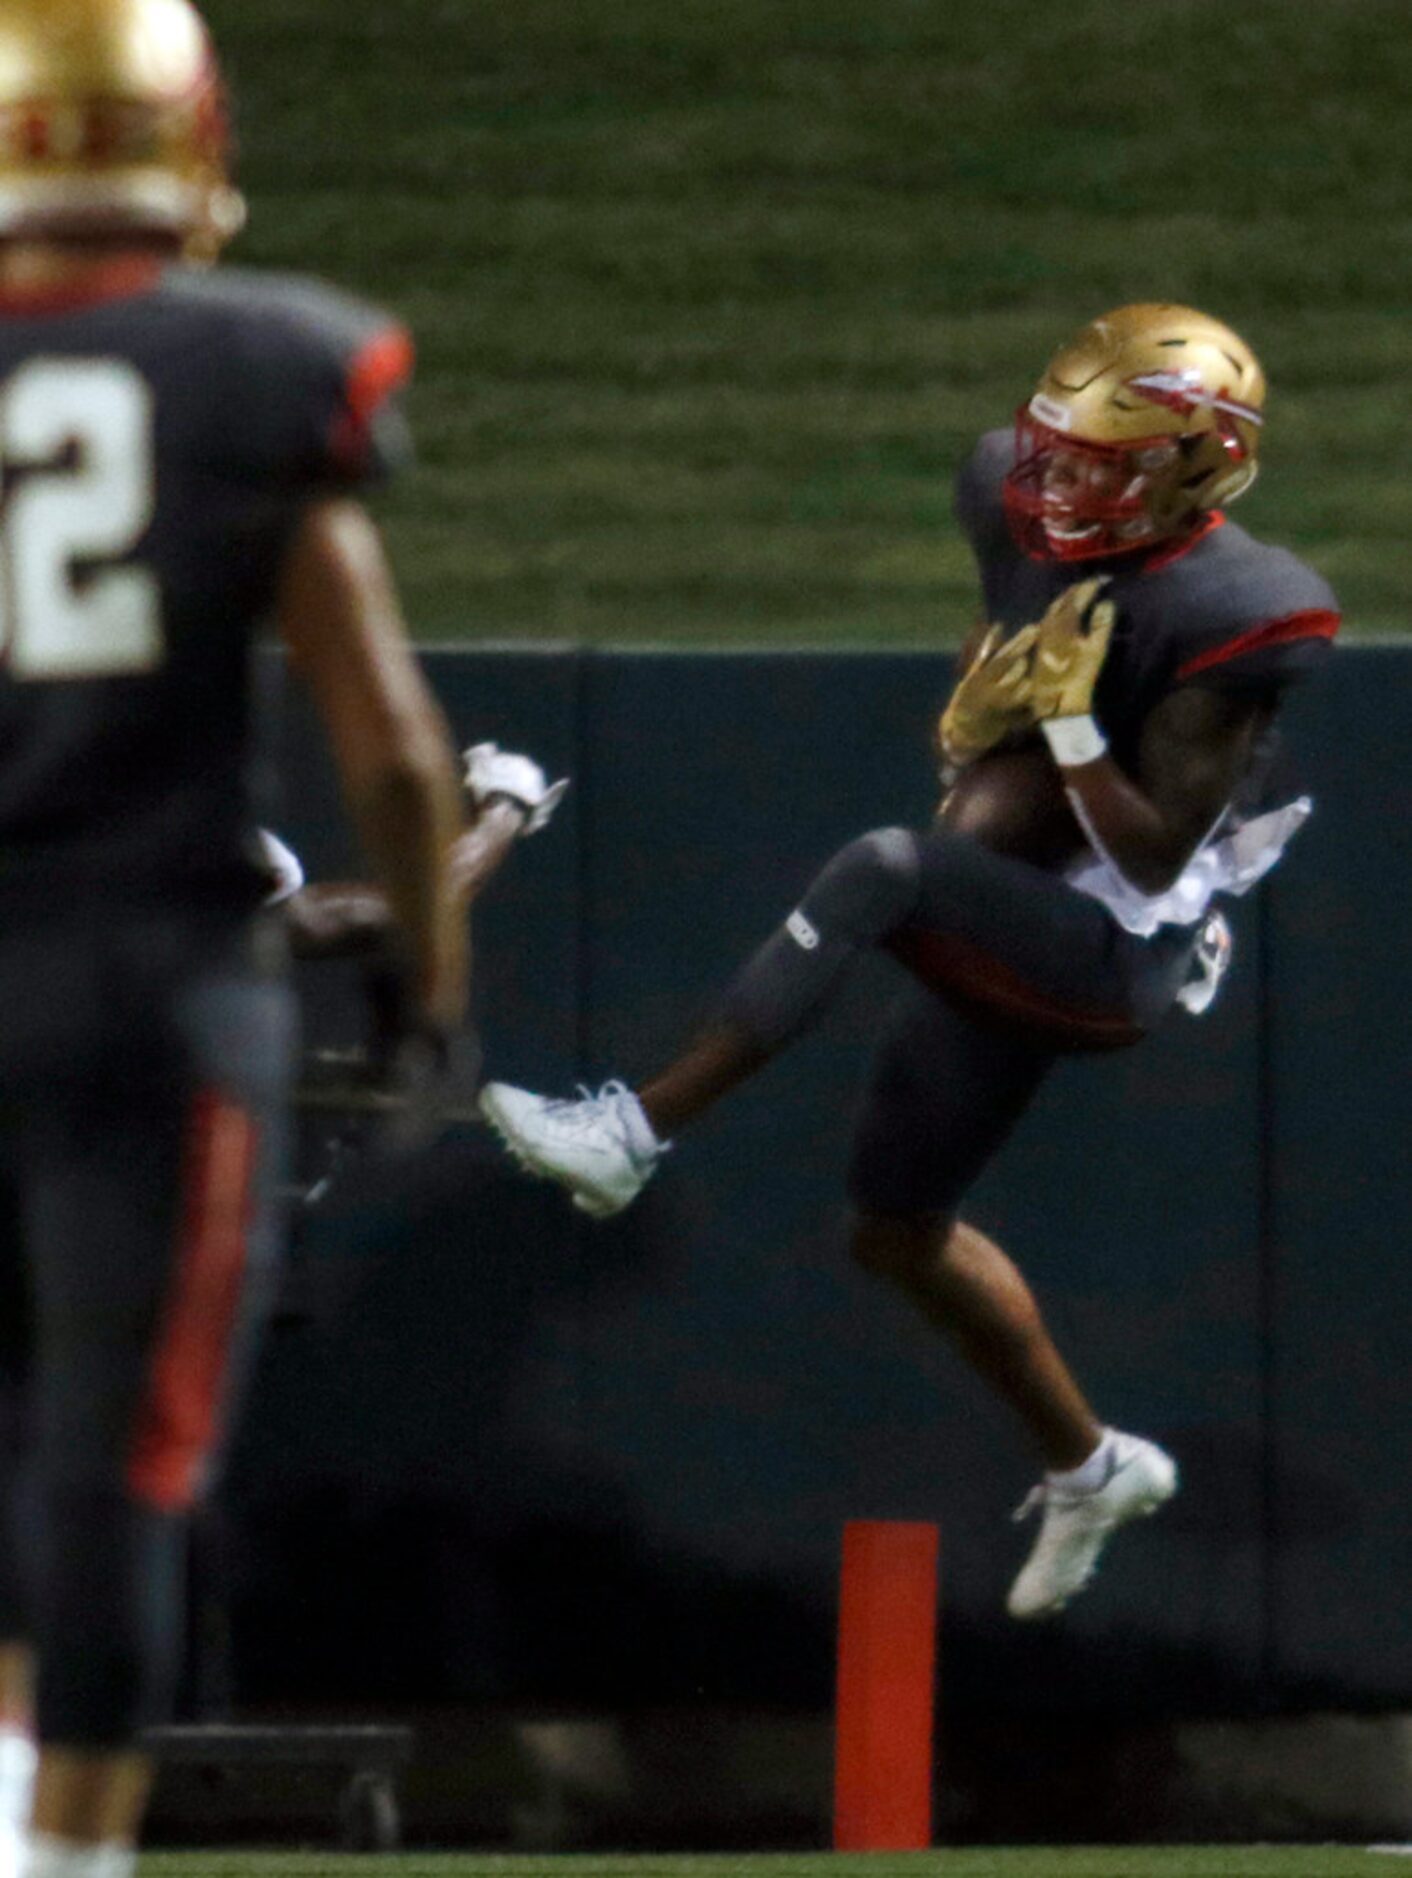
[1012,1484,1047,1523]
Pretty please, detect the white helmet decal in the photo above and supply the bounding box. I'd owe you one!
[1128,370,1264,427]
[1028,392,1072,431]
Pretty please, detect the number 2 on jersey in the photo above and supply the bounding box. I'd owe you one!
[1,358,161,679]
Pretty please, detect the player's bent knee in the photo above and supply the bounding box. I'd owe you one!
[844,826,921,896]
[849,1210,945,1288]
[858,826,920,875]
[808,827,920,934]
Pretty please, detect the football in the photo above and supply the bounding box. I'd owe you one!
[938,742,1082,870]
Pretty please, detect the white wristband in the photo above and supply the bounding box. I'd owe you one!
[1041,714,1108,768]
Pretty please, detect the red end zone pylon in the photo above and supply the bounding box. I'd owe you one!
[833,1518,939,1850]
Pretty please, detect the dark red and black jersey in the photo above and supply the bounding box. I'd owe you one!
[0,260,413,903]
[955,428,1340,777]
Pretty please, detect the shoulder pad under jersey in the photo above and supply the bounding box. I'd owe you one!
[1143,523,1341,695]
[162,265,414,490]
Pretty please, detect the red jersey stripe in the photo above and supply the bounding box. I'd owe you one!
[886,928,1144,1050]
[345,323,415,423]
[329,322,415,472]
[127,1090,259,1513]
[1176,608,1341,682]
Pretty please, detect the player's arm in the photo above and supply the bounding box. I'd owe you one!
[447,799,528,898]
[284,882,397,959]
[1049,685,1272,894]
[449,741,567,897]
[276,497,467,1035]
[277,744,564,957]
[1026,580,1272,893]
[282,804,529,960]
[283,798,533,955]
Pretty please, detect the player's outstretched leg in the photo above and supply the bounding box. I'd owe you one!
[480,827,923,1213]
[1007,1428,1178,1619]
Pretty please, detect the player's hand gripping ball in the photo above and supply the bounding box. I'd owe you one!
[937,622,1040,768]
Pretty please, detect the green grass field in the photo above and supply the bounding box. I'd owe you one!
[200,0,1411,645]
[136,1850,1412,1878]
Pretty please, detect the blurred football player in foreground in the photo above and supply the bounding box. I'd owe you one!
[482,304,1339,1623]
[0,1,471,1871]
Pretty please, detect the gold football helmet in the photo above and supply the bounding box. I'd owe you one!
[0,0,244,259]
[1004,304,1266,562]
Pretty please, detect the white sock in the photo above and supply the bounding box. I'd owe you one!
[620,1088,662,1159]
[19,1835,136,1878]
[1047,1427,1118,1493]
[0,1734,35,1836]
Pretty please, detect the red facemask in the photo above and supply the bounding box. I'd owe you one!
[1002,407,1183,563]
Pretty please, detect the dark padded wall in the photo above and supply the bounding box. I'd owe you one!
[1264,649,1412,1704]
[224,645,1404,1725]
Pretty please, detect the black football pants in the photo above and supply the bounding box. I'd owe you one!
[0,905,294,1747]
[715,824,1199,1220]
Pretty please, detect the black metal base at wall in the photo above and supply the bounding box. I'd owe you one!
[141,1723,415,1851]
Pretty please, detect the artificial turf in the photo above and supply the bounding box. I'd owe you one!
[138,1848,1412,1878]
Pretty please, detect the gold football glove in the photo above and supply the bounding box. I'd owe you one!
[1028,578,1117,721]
[937,622,1039,768]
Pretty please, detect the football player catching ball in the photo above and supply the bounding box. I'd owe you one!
[481,303,1339,1624]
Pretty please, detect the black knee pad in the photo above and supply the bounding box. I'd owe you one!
[799,826,920,938]
[30,1486,186,1747]
[716,827,921,1051]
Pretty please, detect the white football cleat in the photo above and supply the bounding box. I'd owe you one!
[478,1080,663,1218]
[1006,1429,1177,1620]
